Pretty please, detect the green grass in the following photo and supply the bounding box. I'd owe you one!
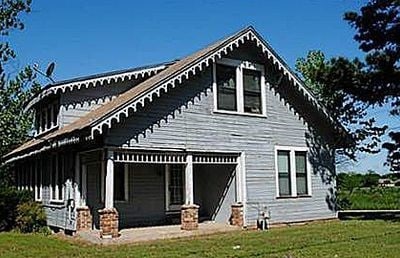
[1,220,400,257]
[339,187,400,210]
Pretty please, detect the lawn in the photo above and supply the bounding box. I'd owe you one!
[0,220,400,257]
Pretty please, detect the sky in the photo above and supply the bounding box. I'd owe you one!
[6,0,397,173]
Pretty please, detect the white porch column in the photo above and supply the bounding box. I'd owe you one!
[74,153,82,207]
[81,163,87,206]
[105,150,114,209]
[184,154,194,205]
[235,156,243,203]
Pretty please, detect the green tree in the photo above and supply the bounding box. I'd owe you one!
[344,0,400,172]
[0,0,40,186]
[296,0,399,171]
[295,51,386,162]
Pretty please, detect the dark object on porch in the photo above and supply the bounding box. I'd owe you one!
[99,208,119,238]
[76,207,92,231]
[338,210,400,220]
[181,204,199,230]
[230,203,244,227]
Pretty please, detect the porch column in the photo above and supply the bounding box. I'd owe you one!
[99,150,119,238]
[185,154,194,205]
[231,153,246,228]
[105,150,114,209]
[181,154,199,230]
[75,153,92,231]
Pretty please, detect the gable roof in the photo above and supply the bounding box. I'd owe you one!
[3,26,346,162]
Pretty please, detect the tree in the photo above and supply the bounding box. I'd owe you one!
[344,0,400,172]
[0,0,40,186]
[296,51,386,162]
[297,0,400,171]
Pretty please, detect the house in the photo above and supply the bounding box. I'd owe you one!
[3,26,347,238]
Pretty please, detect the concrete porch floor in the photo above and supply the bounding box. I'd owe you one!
[76,222,241,245]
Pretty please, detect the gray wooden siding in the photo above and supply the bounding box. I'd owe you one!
[105,46,336,225]
[37,152,76,231]
[59,81,133,127]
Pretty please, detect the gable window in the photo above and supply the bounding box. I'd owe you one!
[243,69,262,114]
[275,146,311,198]
[213,58,266,116]
[216,64,237,111]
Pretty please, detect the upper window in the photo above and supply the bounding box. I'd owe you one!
[214,58,265,116]
[35,98,60,136]
[216,64,237,111]
[243,69,262,114]
[276,147,311,197]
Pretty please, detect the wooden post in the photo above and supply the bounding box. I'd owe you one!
[74,153,82,207]
[105,150,114,209]
[185,154,193,205]
[81,164,87,206]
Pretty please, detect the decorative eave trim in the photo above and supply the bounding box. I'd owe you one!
[25,65,168,111]
[90,29,336,138]
[3,135,82,164]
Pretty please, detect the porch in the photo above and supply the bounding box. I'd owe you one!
[77,222,240,245]
[76,149,247,238]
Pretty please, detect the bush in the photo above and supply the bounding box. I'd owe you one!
[0,187,47,233]
[0,187,32,231]
[15,201,47,233]
[338,187,400,210]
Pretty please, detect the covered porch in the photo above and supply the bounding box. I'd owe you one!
[75,149,247,238]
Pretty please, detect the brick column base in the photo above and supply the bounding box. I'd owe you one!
[76,206,92,231]
[98,208,119,238]
[230,203,244,227]
[181,204,199,230]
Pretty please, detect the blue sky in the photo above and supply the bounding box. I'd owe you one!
[7,0,397,173]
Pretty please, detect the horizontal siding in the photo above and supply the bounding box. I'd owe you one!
[59,81,133,127]
[106,57,336,225]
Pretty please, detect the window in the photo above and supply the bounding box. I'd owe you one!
[275,147,311,197]
[35,99,60,135]
[277,151,291,196]
[114,163,129,202]
[243,69,262,114]
[213,58,265,116]
[216,64,237,111]
[295,152,308,195]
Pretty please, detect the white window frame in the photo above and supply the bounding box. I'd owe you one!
[274,146,312,198]
[213,58,266,117]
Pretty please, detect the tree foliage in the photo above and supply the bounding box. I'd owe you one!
[344,0,400,171]
[0,0,40,186]
[296,0,400,171]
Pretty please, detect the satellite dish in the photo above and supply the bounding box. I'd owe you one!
[46,62,55,77]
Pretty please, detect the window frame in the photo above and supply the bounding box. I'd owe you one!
[213,58,266,117]
[274,146,312,198]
